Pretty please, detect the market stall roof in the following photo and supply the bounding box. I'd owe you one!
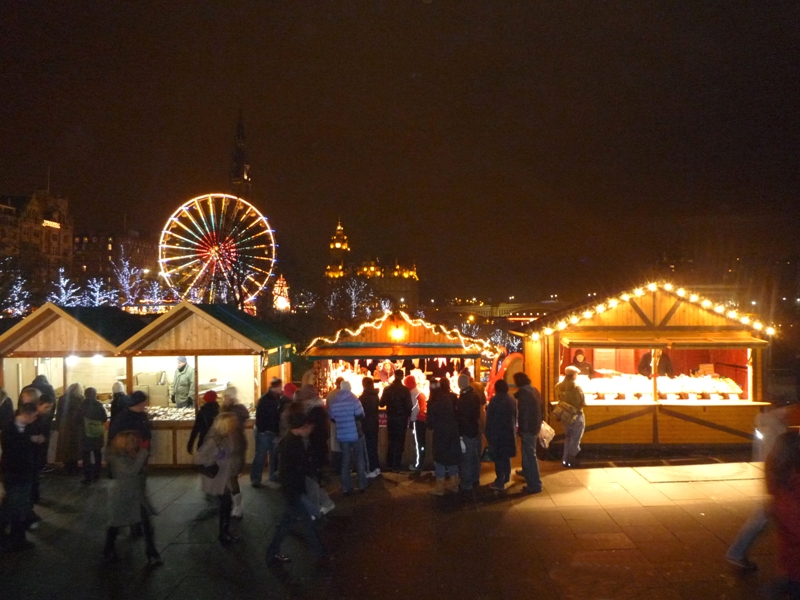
[523,281,776,347]
[116,301,294,366]
[559,335,769,349]
[0,303,148,356]
[303,311,500,361]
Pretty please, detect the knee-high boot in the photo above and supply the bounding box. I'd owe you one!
[104,527,120,561]
[219,494,237,544]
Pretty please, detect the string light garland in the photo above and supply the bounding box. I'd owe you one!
[304,310,501,358]
[526,281,778,341]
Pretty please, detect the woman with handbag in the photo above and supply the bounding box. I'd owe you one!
[553,366,586,468]
[195,412,238,544]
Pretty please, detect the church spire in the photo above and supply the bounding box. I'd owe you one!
[230,110,251,199]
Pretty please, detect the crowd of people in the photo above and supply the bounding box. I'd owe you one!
[1,368,799,596]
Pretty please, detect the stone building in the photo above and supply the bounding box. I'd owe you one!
[323,221,419,310]
[0,190,74,282]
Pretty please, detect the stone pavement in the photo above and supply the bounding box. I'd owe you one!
[0,458,777,600]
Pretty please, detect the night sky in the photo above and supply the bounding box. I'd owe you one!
[3,3,799,301]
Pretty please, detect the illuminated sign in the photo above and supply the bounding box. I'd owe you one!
[42,220,61,229]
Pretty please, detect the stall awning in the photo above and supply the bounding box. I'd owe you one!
[305,346,485,361]
[560,336,769,350]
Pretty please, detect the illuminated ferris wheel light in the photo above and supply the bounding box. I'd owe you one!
[159,193,276,305]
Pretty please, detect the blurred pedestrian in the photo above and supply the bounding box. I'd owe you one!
[80,387,107,484]
[220,387,248,519]
[17,388,53,530]
[727,399,796,570]
[765,430,800,598]
[514,372,544,494]
[187,390,220,455]
[299,381,329,478]
[426,379,461,495]
[104,430,161,565]
[266,405,330,568]
[108,391,151,446]
[0,388,14,432]
[54,383,85,474]
[195,412,239,545]
[485,380,517,492]
[554,366,585,468]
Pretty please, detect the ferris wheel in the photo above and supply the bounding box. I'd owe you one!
[159,193,276,305]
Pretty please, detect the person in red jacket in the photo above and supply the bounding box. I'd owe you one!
[404,375,427,471]
[765,429,800,598]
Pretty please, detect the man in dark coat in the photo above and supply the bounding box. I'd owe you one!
[251,378,283,488]
[456,374,482,491]
[426,379,462,494]
[26,377,56,472]
[485,380,517,491]
[514,372,543,494]
[359,377,381,477]
[1,402,44,551]
[379,370,412,472]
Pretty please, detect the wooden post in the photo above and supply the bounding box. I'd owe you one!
[63,357,68,392]
[125,355,134,394]
[194,355,199,411]
[0,357,4,389]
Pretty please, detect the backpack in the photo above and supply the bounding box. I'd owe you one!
[84,418,106,438]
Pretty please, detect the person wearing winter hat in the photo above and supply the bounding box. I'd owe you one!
[108,391,152,448]
[554,366,586,468]
[571,350,594,378]
[404,375,427,471]
[329,381,368,494]
[187,391,220,455]
[172,356,195,408]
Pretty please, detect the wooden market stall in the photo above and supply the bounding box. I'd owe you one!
[303,310,501,467]
[116,301,295,466]
[522,282,775,448]
[0,303,147,401]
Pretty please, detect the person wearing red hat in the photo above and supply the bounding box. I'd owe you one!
[404,375,427,471]
[187,391,220,455]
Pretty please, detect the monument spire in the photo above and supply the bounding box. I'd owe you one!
[230,110,251,199]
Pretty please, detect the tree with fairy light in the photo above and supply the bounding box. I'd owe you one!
[47,268,82,307]
[113,250,144,306]
[82,277,115,306]
[0,258,32,317]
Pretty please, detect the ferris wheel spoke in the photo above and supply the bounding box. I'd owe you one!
[169,214,206,242]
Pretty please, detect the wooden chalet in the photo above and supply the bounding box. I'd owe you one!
[522,282,775,447]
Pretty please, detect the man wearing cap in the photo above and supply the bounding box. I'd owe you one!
[172,356,195,409]
[251,378,283,488]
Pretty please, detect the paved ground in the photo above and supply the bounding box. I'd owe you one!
[0,457,777,600]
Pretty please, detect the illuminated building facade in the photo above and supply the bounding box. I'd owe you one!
[324,221,419,309]
[0,190,74,282]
